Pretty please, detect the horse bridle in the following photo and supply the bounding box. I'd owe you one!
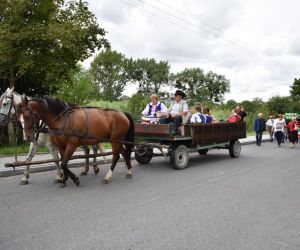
[0,94,16,124]
[18,99,49,142]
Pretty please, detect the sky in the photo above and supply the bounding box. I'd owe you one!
[84,0,300,102]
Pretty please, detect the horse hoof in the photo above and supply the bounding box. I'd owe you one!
[126,173,133,179]
[53,179,63,183]
[80,171,87,176]
[19,180,29,185]
[102,178,110,184]
[73,177,80,186]
[94,167,99,175]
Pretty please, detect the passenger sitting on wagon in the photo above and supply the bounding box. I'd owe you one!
[203,106,216,123]
[226,109,242,123]
[191,102,206,123]
[141,94,168,124]
[160,90,189,135]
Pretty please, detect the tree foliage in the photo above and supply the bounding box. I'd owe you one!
[290,78,300,99]
[205,71,230,102]
[90,49,130,101]
[129,58,170,94]
[170,68,230,103]
[0,0,109,95]
[266,96,293,114]
[170,68,206,103]
[55,67,95,105]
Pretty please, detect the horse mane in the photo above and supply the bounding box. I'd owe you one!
[44,97,78,117]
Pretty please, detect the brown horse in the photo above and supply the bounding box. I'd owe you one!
[17,96,135,187]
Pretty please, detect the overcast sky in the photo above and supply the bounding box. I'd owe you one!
[85,0,300,102]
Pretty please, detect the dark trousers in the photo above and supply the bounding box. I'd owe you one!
[255,131,263,145]
[289,130,297,143]
[159,116,182,134]
[275,131,283,145]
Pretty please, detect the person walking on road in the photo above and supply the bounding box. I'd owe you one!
[287,116,299,148]
[272,114,286,147]
[266,115,274,142]
[254,113,266,146]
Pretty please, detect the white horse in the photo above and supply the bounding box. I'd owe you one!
[0,87,106,185]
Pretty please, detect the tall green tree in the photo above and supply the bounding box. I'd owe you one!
[170,68,206,102]
[130,58,170,94]
[170,68,230,103]
[90,49,130,101]
[0,0,109,95]
[290,78,300,99]
[205,71,230,102]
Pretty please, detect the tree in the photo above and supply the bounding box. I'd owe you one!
[266,95,292,114]
[170,68,230,103]
[205,71,230,102]
[56,67,95,105]
[126,91,148,121]
[290,78,300,99]
[130,58,170,94]
[170,68,206,103]
[0,0,109,96]
[90,49,130,101]
[226,99,238,110]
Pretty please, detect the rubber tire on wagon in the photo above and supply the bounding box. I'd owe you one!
[135,146,153,164]
[198,148,209,155]
[229,139,241,158]
[170,145,190,170]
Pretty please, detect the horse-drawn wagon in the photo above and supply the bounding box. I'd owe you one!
[134,122,246,169]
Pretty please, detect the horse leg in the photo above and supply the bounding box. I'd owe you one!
[98,143,107,163]
[60,144,80,187]
[92,145,99,175]
[20,142,38,185]
[119,145,133,179]
[49,144,63,183]
[103,143,121,184]
[80,145,90,176]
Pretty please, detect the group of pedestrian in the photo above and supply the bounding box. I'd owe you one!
[254,113,299,148]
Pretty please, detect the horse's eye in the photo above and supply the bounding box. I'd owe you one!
[3,102,7,106]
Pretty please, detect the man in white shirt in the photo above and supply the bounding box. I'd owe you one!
[167,90,189,135]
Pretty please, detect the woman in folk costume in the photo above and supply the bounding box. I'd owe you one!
[141,94,168,124]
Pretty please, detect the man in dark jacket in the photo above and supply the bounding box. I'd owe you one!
[254,113,266,146]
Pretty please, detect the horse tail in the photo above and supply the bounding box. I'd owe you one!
[124,112,135,160]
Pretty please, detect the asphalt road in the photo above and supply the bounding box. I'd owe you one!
[1,142,300,250]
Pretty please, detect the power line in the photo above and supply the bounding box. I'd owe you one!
[120,0,299,74]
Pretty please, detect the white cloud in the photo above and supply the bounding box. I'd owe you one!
[85,0,300,102]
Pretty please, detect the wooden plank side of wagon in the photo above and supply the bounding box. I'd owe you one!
[135,123,192,141]
[191,122,247,146]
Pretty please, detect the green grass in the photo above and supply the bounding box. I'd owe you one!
[0,144,49,156]
[88,100,128,111]
[0,143,112,156]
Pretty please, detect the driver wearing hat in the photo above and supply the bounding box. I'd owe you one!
[161,90,189,135]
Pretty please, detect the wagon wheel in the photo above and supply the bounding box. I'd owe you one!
[229,139,241,158]
[135,146,153,164]
[198,148,209,155]
[170,145,190,170]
